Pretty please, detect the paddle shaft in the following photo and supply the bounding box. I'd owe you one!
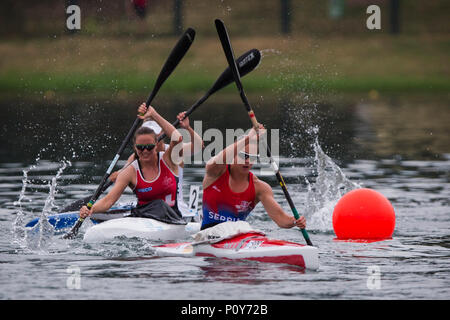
[215,19,313,246]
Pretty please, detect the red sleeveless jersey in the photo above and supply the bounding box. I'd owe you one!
[201,166,256,229]
[132,153,178,207]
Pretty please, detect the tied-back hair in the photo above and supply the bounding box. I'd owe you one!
[133,126,156,160]
[134,126,156,143]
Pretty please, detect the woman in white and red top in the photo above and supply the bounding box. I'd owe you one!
[108,111,203,217]
[79,103,184,219]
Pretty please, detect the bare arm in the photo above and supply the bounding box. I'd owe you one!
[182,124,203,155]
[138,103,181,144]
[255,179,306,229]
[163,135,183,171]
[79,166,133,218]
[174,111,203,157]
[203,126,261,189]
[109,153,135,183]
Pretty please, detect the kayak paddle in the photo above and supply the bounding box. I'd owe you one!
[214,19,314,246]
[62,47,261,238]
[63,28,196,239]
[61,48,261,214]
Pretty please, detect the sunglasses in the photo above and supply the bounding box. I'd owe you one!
[238,151,259,161]
[135,143,156,151]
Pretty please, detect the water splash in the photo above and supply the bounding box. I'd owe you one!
[260,48,282,58]
[13,159,71,252]
[304,135,361,232]
[12,158,40,246]
[34,160,71,250]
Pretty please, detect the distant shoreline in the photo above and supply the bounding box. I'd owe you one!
[1,72,448,95]
[1,34,448,95]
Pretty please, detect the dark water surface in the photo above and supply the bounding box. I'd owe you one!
[0,93,449,300]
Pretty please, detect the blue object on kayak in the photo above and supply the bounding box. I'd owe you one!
[25,212,84,230]
[25,204,135,231]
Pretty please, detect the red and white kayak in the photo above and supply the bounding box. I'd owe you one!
[155,232,319,270]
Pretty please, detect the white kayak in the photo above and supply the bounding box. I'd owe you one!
[83,217,201,243]
[155,223,319,270]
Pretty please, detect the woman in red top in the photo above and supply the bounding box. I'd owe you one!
[201,125,307,230]
[79,103,183,220]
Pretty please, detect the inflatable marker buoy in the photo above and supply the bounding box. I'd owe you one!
[332,188,395,241]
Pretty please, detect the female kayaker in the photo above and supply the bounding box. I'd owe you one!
[108,111,203,217]
[201,124,307,230]
[79,103,186,221]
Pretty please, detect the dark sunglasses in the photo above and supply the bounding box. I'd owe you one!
[135,143,156,151]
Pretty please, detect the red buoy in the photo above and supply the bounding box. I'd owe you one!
[332,188,395,241]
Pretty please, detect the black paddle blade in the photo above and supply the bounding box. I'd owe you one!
[209,48,261,95]
[215,19,254,114]
[63,219,84,239]
[214,20,244,91]
[146,27,196,105]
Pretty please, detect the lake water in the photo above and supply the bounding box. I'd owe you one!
[0,93,449,301]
